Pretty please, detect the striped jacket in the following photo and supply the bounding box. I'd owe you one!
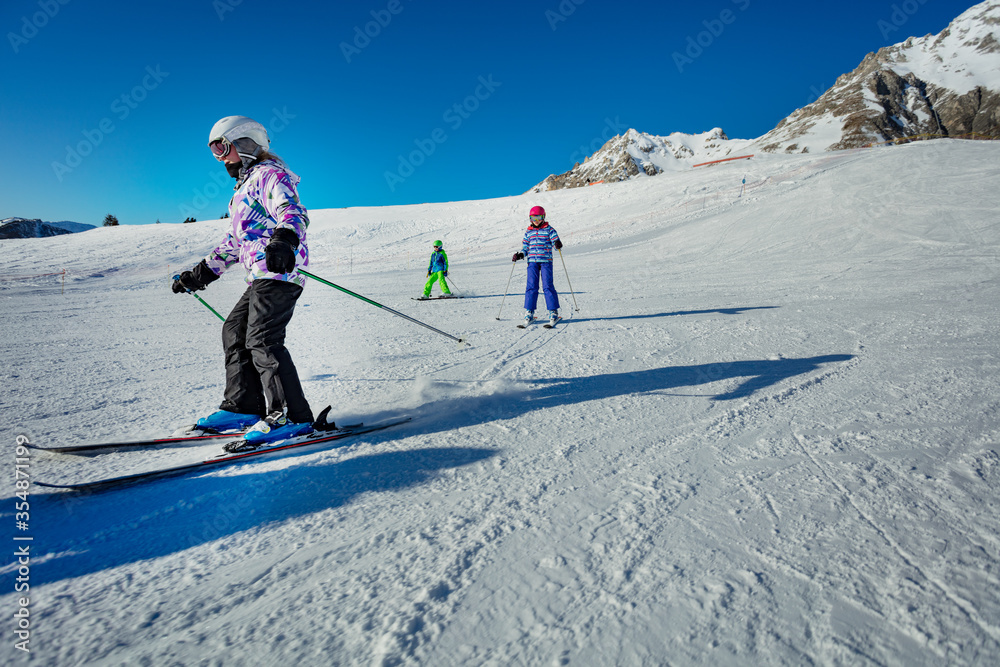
[204,158,310,287]
[522,222,560,263]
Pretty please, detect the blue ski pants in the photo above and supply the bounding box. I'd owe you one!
[524,261,559,312]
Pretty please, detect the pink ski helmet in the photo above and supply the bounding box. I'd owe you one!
[529,206,546,218]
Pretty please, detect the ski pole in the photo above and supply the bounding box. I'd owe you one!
[495,260,517,320]
[173,275,226,322]
[445,275,460,293]
[557,248,579,312]
[299,269,469,346]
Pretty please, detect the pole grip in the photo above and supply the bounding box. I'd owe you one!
[173,275,226,321]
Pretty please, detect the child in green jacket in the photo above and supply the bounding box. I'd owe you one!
[423,240,452,298]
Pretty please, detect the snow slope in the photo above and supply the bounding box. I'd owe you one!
[2,140,999,665]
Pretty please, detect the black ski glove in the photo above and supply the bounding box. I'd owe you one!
[554,240,563,250]
[172,260,219,293]
[512,252,524,262]
[265,228,299,274]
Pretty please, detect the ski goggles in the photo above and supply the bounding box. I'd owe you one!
[529,214,545,224]
[209,138,233,161]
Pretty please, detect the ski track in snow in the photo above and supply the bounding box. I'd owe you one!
[1,141,999,665]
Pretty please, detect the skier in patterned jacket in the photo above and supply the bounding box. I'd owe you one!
[422,240,452,298]
[171,116,314,449]
[511,205,562,326]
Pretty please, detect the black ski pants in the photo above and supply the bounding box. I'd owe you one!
[219,279,313,424]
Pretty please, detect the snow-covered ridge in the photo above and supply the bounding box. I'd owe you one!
[890,0,1000,92]
[530,127,752,192]
[0,217,94,239]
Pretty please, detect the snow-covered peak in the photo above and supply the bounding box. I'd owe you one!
[884,0,1000,91]
[530,127,752,192]
[749,0,1000,154]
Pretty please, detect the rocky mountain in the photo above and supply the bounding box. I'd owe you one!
[750,0,1000,154]
[530,128,752,193]
[0,217,94,240]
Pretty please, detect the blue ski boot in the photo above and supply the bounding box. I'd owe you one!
[196,410,262,434]
[228,411,314,451]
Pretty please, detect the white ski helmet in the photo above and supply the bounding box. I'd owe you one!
[208,115,270,152]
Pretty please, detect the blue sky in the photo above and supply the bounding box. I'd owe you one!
[1,0,978,225]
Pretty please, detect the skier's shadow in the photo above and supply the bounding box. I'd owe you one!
[563,306,778,324]
[29,446,495,586]
[534,354,854,403]
[403,354,856,438]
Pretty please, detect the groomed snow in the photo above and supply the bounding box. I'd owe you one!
[2,140,999,665]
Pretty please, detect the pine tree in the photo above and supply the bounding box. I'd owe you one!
[103,214,119,227]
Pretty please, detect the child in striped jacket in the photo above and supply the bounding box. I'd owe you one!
[512,206,563,325]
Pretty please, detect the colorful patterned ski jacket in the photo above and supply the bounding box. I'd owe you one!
[522,222,560,263]
[203,158,309,287]
[427,250,449,274]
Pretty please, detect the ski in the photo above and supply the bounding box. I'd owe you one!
[411,295,460,301]
[543,316,563,329]
[25,429,249,454]
[34,417,412,491]
[26,407,360,456]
